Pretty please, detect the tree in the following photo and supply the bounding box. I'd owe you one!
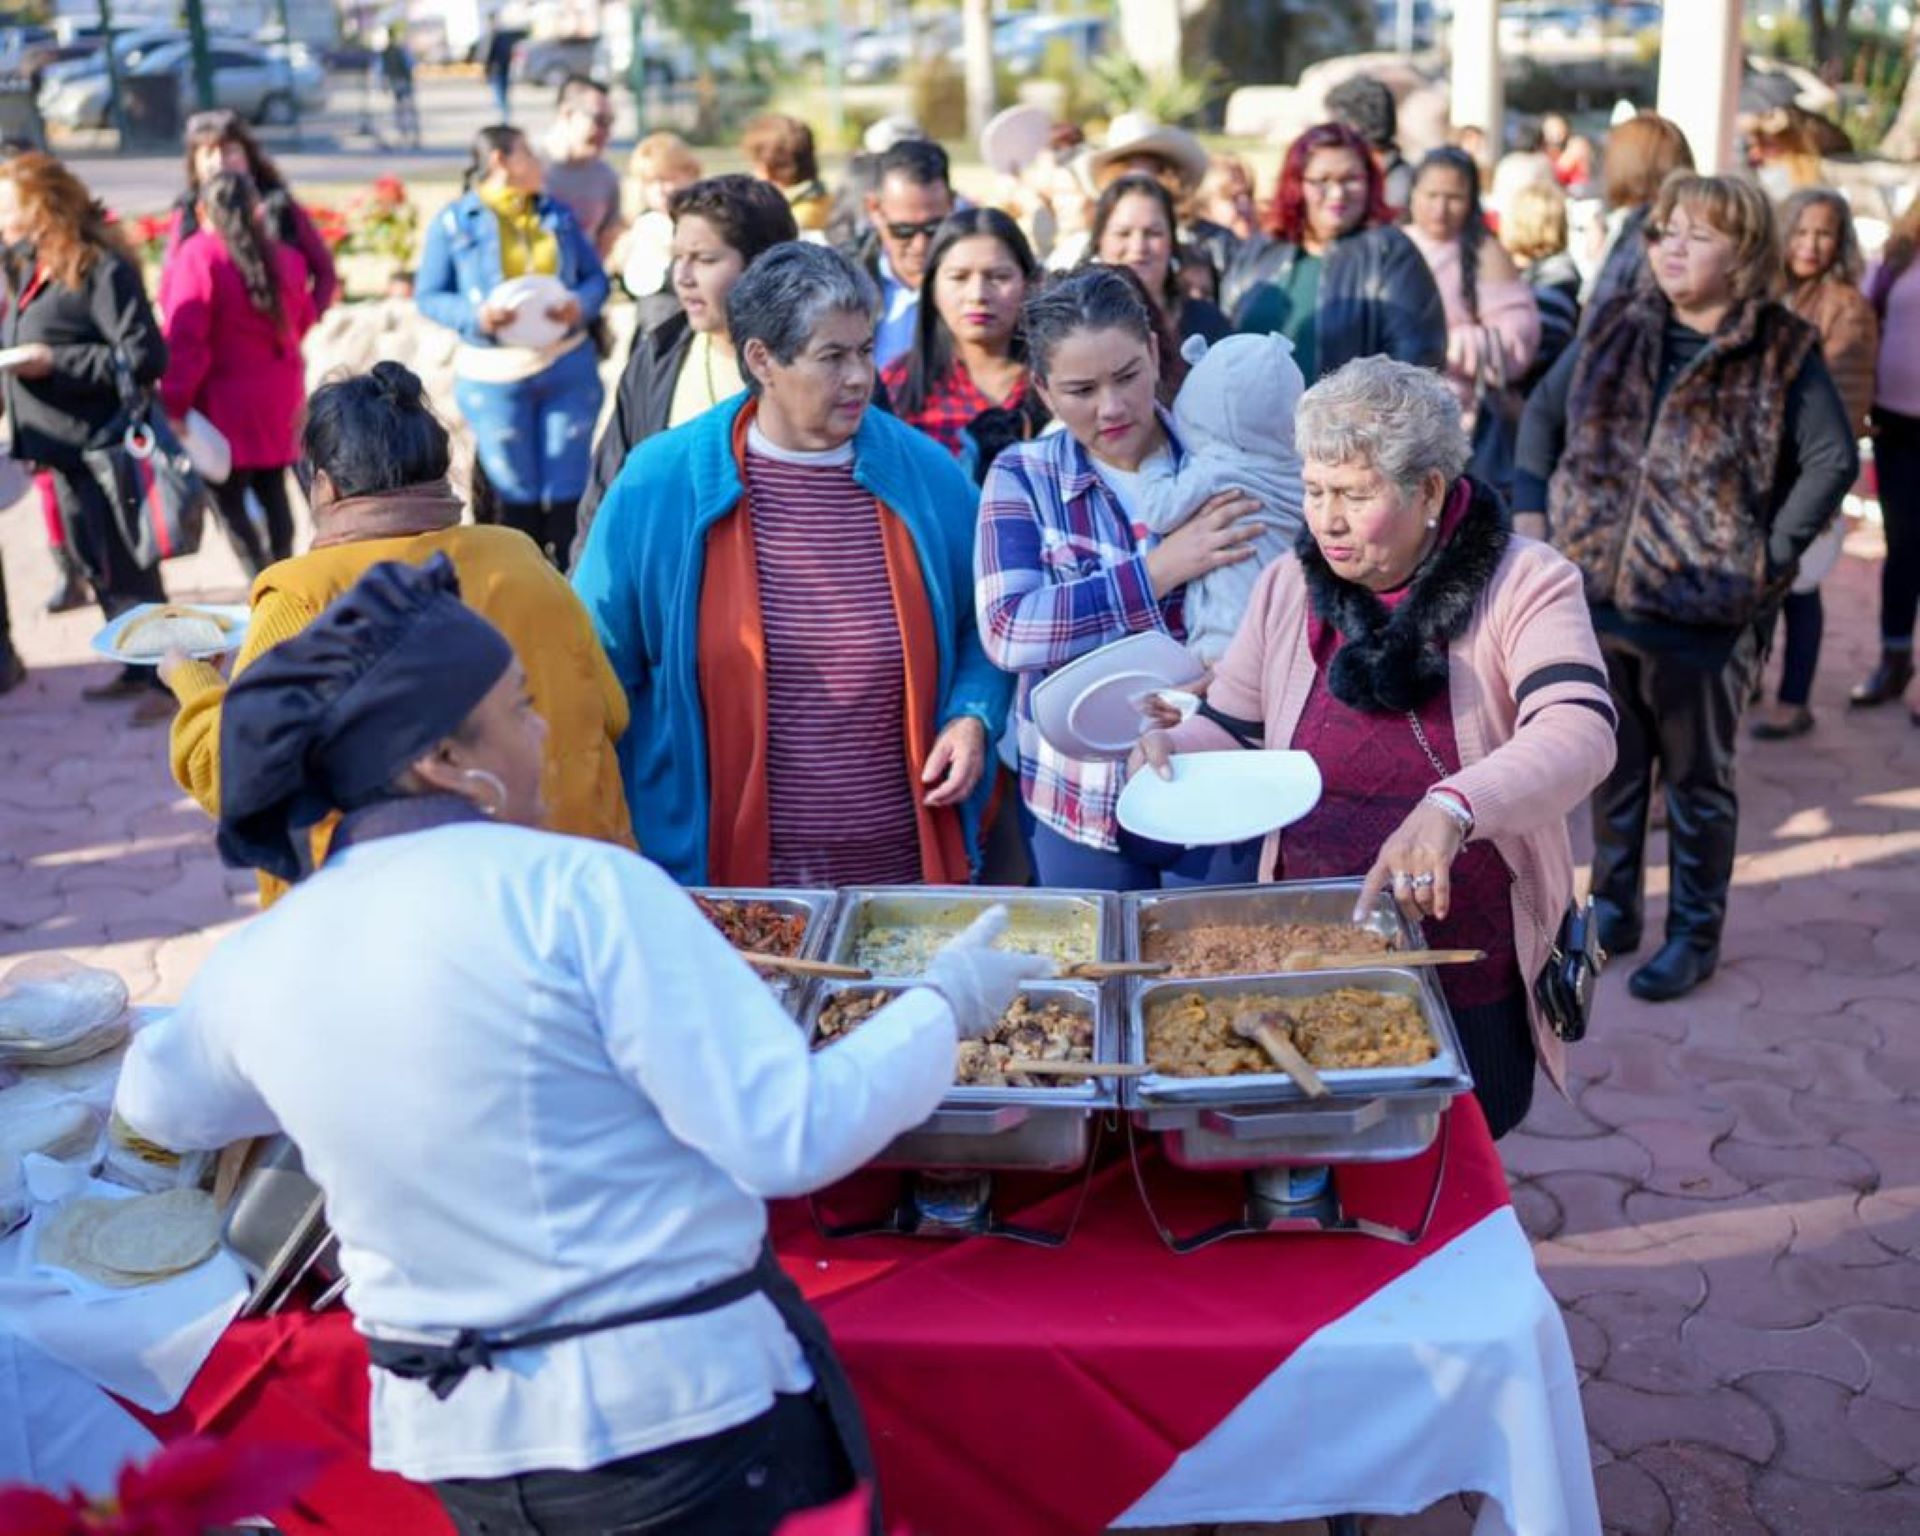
[657,0,745,136]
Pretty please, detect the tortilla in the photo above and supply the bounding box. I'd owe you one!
[36,1198,141,1286]
[87,1188,221,1276]
[0,956,129,1053]
[113,604,230,660]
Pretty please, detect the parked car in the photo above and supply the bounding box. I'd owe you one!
[513,34,607,87]
[994,14,1112,77]
[40,37,326,128]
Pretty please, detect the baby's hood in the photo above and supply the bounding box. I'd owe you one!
[1171,333,1308,458]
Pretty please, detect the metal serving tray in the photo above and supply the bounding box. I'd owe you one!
[804,980,1117,1171]
[1127,968,1474,1168]
[690,887,836,1012]
[222,1135,337,1318]
[1124,878,1424,977]
[822,886,1116,978]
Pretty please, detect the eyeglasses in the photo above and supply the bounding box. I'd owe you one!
[884,218,944,244]
[1303,176,1367,194]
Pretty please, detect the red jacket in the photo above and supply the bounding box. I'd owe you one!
[158,230,316,470]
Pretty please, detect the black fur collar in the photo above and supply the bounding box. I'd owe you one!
[1296,477,1511,713]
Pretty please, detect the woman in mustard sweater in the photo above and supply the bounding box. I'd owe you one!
[163,363,632,904]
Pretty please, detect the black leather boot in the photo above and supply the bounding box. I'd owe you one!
[1629,938,1718,1001]
[1850,649,1915,707]
[1594,899,1641,958]
[44,545,90,614]
[1633,767,1738,1002]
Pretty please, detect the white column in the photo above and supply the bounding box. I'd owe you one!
[1448,0,1503,155]
[963,0,995,142]
[1656,0,1743,173]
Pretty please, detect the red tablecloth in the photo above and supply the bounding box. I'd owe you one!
[142,1102,1509,1536]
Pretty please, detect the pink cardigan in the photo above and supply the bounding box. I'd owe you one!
[1164,534,1617,1088]
[158,231,317,471]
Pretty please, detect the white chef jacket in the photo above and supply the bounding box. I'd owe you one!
[116,822,957,1482]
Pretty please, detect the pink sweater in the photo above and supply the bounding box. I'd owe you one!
[158,231,317,470]
[1164,534,1617,1088]
[1404,225,1541,425]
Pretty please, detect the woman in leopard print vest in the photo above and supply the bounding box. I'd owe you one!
[1514,175,1857,1004]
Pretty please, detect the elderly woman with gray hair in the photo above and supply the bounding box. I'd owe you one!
[573,241,1010,886]
[1131,357,1616,1136]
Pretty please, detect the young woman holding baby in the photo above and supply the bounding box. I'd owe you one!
[974,265,1268,890]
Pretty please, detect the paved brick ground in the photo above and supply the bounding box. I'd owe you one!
[2,500,1915,1535]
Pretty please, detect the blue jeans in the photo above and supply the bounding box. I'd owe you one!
[1021,809,1260,893]
[454,343,604,507]
[1773,587,1822,708]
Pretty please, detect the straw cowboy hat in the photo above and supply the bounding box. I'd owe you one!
[1086,111,1210,194]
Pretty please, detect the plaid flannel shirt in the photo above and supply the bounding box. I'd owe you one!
[881,359,1030,458]
[975,420,1186,851]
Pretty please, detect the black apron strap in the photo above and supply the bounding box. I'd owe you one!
[750,1243,883,1535]
[363,1243,881,1530]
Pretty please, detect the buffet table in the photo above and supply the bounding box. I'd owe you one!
[79,1100,1598,1536]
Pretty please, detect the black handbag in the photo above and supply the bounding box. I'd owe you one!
[81,348,210,570]
[1408,711,1603,1043]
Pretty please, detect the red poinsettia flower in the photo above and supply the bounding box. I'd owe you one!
[106,1438,330,1536]
[774,1484,908,1536]
[371,175,408,207]
[0,1485,90,1536]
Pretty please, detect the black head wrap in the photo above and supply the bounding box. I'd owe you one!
[217,555,516,881]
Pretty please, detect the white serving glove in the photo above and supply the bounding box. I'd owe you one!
[920,905,1057,1041]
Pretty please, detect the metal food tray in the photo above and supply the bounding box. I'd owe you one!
[221,1135,335,1318]
[822,885,1116,978]
[1124,878,1424,977]
[804,979,1117,1171]
[1127,968,1474,1167]
[690,887,836,1012]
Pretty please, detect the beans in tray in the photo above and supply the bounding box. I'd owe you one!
[814,991,1095,1087]
[695,897,809,957]
[1147,988,1434,1077]
[1141,920,1393,977]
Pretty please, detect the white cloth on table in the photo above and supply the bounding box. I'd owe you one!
[114,824,959,1484]
[1114,1208,1601,1535]
[0,1158,245,1411]
[0,1332,159,1496]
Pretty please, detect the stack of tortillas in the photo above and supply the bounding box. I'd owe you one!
[38,1188,223,1289]
[0,955,130,1068]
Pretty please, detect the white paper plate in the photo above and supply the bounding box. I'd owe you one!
[487,274,571,348]
[1116,750,1324,847]
[90,603,251,666]
[1032,631,1205,760]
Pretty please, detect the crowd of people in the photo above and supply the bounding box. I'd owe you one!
[0,68,1913,1534]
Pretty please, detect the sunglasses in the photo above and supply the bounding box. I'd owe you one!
[884,218,944,244]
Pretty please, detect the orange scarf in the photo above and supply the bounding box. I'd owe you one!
[697,404,970,885]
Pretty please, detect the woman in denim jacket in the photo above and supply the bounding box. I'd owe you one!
[417,126,610,570]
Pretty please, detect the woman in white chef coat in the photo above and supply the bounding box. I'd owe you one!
[115,556,1049,1536]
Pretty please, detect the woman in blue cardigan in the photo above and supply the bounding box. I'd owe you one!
[572,243,1009,886]
[417,125,610,570]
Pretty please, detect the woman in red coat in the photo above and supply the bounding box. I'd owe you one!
[158,170,317,577]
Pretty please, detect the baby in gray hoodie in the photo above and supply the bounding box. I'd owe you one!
[1140,332,1307,666]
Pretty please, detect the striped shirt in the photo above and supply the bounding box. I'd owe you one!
[746,430,922,886]
[974,418,1187,851]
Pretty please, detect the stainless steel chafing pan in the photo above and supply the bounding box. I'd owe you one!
[1127,968,1473,1167]
[804,980,1117,1171]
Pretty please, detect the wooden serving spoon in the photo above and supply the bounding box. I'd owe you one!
[1062,960,1171,981]
[1281,947,1485,972]
[740,952,873,980]
[1230,1009,1331,1098]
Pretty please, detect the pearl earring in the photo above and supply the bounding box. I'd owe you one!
[1426,517,1439,530]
